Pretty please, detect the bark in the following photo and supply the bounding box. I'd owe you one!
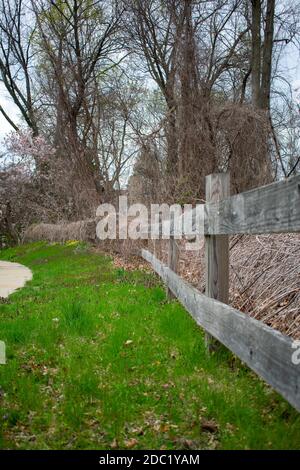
[178,0,197,176]
[165,86,178,174]
[261,0,275,111]
[251,0,275,111]
[251,0,262,108]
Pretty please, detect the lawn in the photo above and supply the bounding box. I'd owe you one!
[0,241,299,450]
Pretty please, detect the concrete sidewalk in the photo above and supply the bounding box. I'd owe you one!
[0,261,32,298]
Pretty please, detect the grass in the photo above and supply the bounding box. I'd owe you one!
[0,241,300,450]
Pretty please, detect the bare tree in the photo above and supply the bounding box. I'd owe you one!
[250,0,275,111]
[0,0,38,134]
[32,0,124,214]
[122,0,184,173]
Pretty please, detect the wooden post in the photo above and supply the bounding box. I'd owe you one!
[205,173,230,352]
[167,212,179,299]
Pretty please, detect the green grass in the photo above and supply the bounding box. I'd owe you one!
[0,241,300,450]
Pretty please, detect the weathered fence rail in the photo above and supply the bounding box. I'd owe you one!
[141,173,300,411]
[141,174,300,237]
[205,174,300,235]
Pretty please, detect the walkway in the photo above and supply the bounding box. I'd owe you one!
[0,261,32,298]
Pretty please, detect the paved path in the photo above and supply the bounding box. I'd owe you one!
[0,261,32,298]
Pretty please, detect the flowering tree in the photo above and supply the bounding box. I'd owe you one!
[4,130,55,162]
[0,130,75,247]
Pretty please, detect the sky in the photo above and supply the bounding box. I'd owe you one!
[280,42,300,103]
[0,83,19,146]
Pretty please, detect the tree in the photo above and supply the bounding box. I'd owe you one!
[32,0,124,214]
[0,0,38,134]
[251,0,275,111]
[122,0,182,173]
[251,0,262,108]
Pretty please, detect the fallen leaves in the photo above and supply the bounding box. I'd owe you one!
[162,382,174,389]
[225,422,237,434]
[112,255,150,273]
[172,438,200,450]
[124,438,138,449]
[170,349,179,359]
[129,426,144,436]
[200,418,219,434]
[110,438,118,449]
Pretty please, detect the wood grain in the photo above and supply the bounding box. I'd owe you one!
[205,173,230,351]
[205,174,300,235]
[167,213,179,299]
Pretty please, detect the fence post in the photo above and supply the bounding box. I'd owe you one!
[205,173,230,352]
[167,212,179,299]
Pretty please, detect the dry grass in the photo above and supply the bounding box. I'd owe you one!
[23,220,98,244]
[149,234,300,340]
[229,234,300,339]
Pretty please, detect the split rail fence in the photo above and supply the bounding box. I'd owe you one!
[141,173,300,411]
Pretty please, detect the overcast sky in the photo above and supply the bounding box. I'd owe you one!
[0,83,19,144]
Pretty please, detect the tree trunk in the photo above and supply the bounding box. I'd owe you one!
[251,0,262,108]
[165,86,178,175]
[261,0,275,111]
[178,0,200,177]
[68,114,101,217]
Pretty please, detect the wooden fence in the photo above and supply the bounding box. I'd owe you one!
[141,173,300,411]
